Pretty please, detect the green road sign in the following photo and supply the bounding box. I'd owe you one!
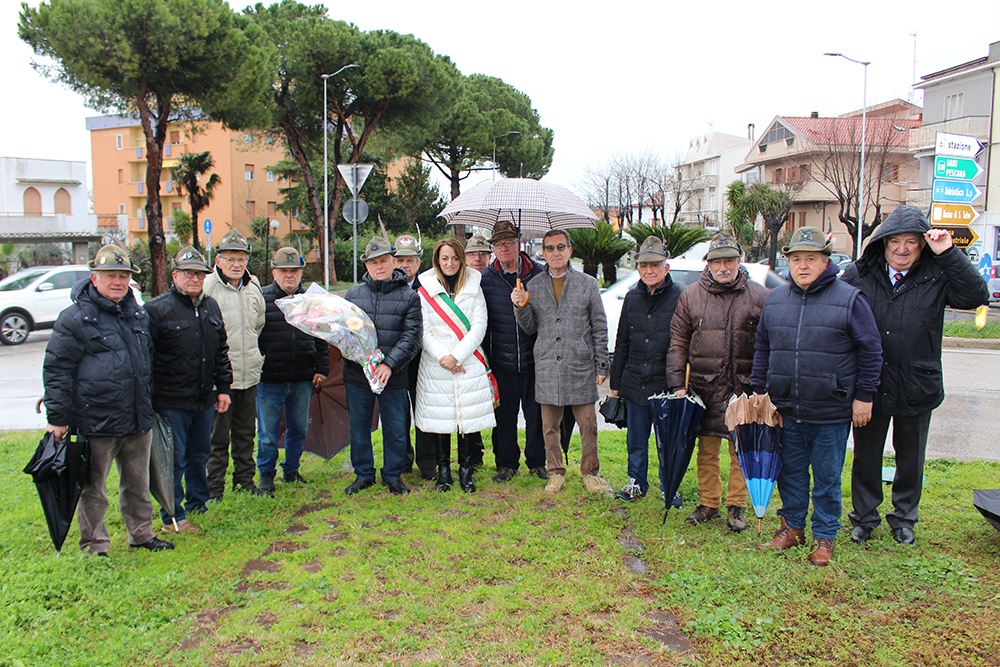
[934,156,983,181]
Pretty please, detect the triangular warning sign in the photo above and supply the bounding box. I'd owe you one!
[337,163,374,198]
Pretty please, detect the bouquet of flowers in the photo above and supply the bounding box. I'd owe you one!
[276,284,386,393]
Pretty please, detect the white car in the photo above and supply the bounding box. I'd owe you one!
[601,258,786,354]
[0,265,143,345]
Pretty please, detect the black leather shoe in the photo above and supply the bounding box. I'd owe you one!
[492,467,516,482]
[458,465,476,493]
[435,465,453,492]
[528,466,549,480]
[130,538,175,551]
[235,482,273,498]
[259,472,276,493]
[418,467,437,480]
[893,526,916,545]
[850,525,873,543]
[385,479,411,495]
[345,478,375,495]
[284,471,307,484]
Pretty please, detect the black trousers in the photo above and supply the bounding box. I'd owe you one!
[849,404,932,530]
[406,356,435,473]
[492,369,545,470]
[207,386,258,497]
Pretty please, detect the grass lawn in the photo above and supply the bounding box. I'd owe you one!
[2,429,998,666]
[943,320,1000,339]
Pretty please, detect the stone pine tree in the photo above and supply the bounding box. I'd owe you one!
[20,0,273,295]
[171,151,221,253]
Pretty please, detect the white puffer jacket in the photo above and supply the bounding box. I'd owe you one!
[203,269,265,390]
[414,267,497,435]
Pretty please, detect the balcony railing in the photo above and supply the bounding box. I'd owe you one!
[910,117,990,150]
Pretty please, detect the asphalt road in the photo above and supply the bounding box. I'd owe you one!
[3,329,998,463]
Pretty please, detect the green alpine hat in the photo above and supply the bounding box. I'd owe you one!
[216,229,250,253]
[489,221,519,244]
[635,236,669,263]
[361,236,395,262]
[703,232,742,261]
[394,235,422,257]
[172,246,212,273]
[271,247,305,268]
[88,244,140,274]
[782,227,833,256]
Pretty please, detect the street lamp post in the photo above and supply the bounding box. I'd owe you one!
[268,219,281,284]
[492,131,521,180]
[321,63,359,289]
[825,52,869,260]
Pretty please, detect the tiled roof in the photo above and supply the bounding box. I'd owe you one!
[783,116,919,149]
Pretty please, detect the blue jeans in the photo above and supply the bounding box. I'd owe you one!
[345,382,408,483]
[256,381,312,476]
[777,420,851,540]
[157,405,214,524]
[625,399,666,495]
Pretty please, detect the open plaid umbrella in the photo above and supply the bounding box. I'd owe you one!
[438,178,598,236]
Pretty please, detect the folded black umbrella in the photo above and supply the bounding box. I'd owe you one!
[649,392,705,524]
[149,413,178,531]
[23,431,91,552]
[973,489,1000,534]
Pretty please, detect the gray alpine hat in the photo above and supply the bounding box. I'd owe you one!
[271,247,305,268]
[394,234,422,257]
[216,229,250,253]
[361,236,395,262]
[89,244,140,274]
[782,227,832,256]
[466,233,491,254]
[703,232,742,261]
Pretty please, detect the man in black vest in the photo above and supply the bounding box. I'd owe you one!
[752,228,882,566]
[841,206,988,545]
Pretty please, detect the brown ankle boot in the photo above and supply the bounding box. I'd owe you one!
[758,517,806,550]
[808,538,834,566]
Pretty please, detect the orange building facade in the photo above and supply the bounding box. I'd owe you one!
[87,114,301,247]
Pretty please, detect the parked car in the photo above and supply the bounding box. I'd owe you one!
[601,258,786,353]
[0,265,143,345]
[988,274,1000,303]
[830,253,853,269]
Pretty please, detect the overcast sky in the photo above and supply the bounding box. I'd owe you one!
[4,0,1000,202]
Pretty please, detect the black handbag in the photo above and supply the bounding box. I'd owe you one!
[598,395,627,429]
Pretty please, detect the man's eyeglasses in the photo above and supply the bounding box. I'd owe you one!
[180,270,206,278]
[219,255,248,264]
[492,240,517,250]
[543,243,569,253]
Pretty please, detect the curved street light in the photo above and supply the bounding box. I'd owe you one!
[322,63,359,288]
[825,52,870,260]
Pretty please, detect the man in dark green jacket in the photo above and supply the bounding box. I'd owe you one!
[841,206,988,545]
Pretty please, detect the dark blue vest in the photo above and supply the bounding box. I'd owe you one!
[762,278,861,424]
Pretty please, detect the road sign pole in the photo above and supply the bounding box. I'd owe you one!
[353,196,359,284]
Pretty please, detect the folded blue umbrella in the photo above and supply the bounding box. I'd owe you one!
[649,392,705,525]
[727,393,783,535]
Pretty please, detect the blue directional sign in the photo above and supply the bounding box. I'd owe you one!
[980,255,993,282]
[932,179,982,205]
[204,218,212,235]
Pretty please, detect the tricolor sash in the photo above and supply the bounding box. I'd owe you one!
[418,286,500,409]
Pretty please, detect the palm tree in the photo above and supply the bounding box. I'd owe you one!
[567,221,634,284]
[172,151,221,252]
[626,221,711,260]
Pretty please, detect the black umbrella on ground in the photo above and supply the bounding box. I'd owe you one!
[149,414,179,532]
[973,489,1000,534]
[649,389,705,525]
[23,430,91,552]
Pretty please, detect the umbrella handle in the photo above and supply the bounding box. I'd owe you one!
[684,363,691,392]
[514,277,529,307]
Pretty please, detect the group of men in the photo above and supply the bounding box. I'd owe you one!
[43,232,327,555]
[42,204,986,563]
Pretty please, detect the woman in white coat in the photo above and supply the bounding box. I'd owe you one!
[415,238,497,492]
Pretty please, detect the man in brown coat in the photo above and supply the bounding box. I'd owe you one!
[667,233,767,532]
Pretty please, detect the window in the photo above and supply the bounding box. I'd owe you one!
[944,92,965,120]
[164,144,171,157]
[785,137,795,147]
[136,207,144,219]
[267,201,277,217]
[54,188,71,215]
[800,164,810,181]
[47,271,78,290]
[116,134,123,150]
[118,169,124,184]
[119,203,126,214]
[138,218,145,230]
[762,121,793,146]
[758,144,767,153]
[883,163,900,183]
[244,134,252,144]
[267,171,275,182]
[245,164,254,181]
[772,168,783,184]
[246,200,256,217]
[23,187,41,215]
[170,130,180,144]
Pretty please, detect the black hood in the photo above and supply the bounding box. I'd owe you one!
[862,206,930,260]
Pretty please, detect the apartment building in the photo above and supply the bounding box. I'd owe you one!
[736,100,921,255]
[676,132,752,229]
[87,114,300,247]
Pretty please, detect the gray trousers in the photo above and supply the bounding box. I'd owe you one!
[77,431,155,554]
[849,406,932,531]
[207,386,258,497]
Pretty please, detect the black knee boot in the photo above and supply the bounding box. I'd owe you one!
[458,433,476,493]
[435,434,452,492]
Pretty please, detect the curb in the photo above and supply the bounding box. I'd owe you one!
[942,336,1000,350]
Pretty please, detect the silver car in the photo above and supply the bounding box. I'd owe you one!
[0,265,143,345]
